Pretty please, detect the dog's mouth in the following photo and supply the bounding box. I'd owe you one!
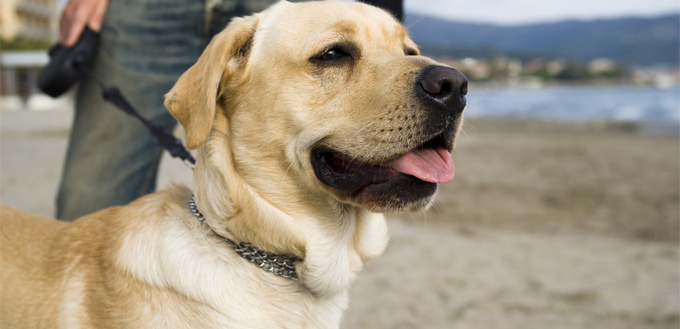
[311,130,455,194]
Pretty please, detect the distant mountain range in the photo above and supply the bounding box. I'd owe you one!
[404,14,680,66]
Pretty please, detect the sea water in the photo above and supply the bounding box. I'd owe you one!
[466,85,680,124]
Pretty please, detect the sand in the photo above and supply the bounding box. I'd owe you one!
[1,106,678,329]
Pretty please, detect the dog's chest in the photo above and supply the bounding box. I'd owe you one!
[114,219,348,328]
[108,278,348,329]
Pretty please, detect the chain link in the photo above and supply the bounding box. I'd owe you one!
[189,195,299,280]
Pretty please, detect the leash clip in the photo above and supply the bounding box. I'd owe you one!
[183,158,196,170]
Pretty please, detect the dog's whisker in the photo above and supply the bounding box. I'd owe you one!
[429,198,445,218]
[455,120,476,151]
[462,120,479,136]
[347,119,377,140]
[404,15,426,30]
[374,131,395,166]
[404,1,439,30]
[340,119,388,167]
[283,159,296,181]
[343,119,394,170]
[360,131,391,168]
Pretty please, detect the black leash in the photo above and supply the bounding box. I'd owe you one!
[38,28,195,168]
[77,61,196,169]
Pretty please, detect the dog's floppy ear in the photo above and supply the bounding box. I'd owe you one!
[165,15,259,149]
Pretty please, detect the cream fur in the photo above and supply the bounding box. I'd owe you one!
[1,1,464,328]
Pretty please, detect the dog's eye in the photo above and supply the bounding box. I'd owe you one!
[317,47,350,61]
[405,48,418,56]
[310,43,359,65]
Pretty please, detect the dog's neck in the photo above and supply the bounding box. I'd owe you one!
[189,195,300,280]
[192,137,389,297]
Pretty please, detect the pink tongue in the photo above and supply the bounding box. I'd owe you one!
[385,147,455,183]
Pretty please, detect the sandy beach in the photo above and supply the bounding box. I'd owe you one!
[1,104,678,328]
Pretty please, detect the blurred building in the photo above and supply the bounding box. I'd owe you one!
[1,0,58,107]
[1,0,59,42]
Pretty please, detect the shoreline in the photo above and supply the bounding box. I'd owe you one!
[470,80,680,90]
[469,116,680,136]
[465,85,679,129]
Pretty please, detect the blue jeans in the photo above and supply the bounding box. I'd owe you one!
[56,0,280,220]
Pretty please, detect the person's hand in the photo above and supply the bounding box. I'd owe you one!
[59,0,108,47]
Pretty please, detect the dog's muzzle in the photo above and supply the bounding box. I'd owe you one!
[311,65,467,209]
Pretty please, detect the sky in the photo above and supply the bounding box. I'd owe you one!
[348,0,680,25]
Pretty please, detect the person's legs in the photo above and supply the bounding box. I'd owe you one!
[205,0,287,39]
[56,0,294,221]
[56,0,205,220]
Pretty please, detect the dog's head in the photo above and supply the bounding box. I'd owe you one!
[165,1,467,215]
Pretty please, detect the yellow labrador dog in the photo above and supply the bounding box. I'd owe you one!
[1,1,467,328]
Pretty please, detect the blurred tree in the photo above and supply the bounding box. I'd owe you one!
[0,37,52,51]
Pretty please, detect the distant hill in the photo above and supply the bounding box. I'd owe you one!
[405,14,680,66]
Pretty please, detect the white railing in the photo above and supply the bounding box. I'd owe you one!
[0,50,72,110]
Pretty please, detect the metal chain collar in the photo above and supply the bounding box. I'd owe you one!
[188,195,299,280]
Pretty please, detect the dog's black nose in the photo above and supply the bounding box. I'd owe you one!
[417,65,468,112]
